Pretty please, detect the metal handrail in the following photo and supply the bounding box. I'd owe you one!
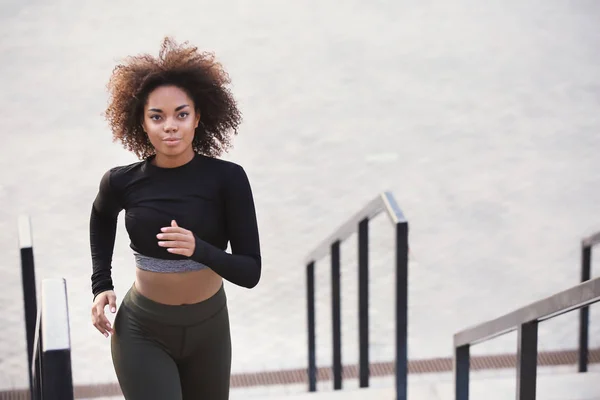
[31,278,75,400]
[578,230,600,372]
[454,276,600,399]
[304,192,407,263]
[305,191,409,400]
[19,215,74,399]
[582,231,600,248]
[19,215,37,395]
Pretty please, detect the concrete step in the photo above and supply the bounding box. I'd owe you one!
[248,371,600,400]
[70,367,600,399]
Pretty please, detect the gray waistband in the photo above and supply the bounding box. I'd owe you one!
[134,253,209,273]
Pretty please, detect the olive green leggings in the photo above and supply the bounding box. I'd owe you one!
[111,284,231,400]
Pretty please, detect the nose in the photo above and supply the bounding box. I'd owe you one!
[163,118,178,133]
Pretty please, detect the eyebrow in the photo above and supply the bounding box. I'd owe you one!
[148,104,190,113]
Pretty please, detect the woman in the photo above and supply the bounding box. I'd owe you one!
[89,37,261,400]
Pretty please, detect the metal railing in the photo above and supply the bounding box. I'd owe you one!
[305,191,409,399]
[31,278,75,400]
[19,215,38,394]
[454,276,600,400]
[578,230,600,373]
[19,215,74,399]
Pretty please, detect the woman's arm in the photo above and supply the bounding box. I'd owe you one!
[190,164,262,288]
[89,169,123,299]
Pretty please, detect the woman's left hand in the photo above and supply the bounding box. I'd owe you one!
[157,220,196,257]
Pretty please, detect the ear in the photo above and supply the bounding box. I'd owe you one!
[140,115,147,133]
[195,109,201,129]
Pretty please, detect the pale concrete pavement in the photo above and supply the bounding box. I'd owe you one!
[1,0,600,396]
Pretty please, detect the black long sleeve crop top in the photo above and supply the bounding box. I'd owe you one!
[89,152,261,298]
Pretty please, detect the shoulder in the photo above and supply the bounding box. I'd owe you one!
[99,160,146,191]
[197,154,247,177]
[197,154,253,192]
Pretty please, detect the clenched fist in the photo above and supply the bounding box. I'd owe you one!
[157,219,196,257]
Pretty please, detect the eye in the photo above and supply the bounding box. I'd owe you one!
[149,115,162,121]
[178,112,189,119]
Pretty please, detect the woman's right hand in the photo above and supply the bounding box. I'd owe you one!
[91,290,117,337]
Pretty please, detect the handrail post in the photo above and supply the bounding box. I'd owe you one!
[454,344,470,400]
[331,241,342,390]
[303,192,408,395]
[358,218,369,388]
[395,222,409,400]
[40,278,74,400]
[306,261,317,392]
[516,321,538,400]
[454,276,600,400]
[578,242,592,373]
[31,318,42,400]
[18,215,37,395]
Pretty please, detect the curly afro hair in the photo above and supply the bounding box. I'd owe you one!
[104,37,242,159]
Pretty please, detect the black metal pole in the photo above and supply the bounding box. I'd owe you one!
[33,331,42,400]
[358,218,370,388]
[331,241,342,390]
[306,261,317,392]
[578,244,591,373]
[19,216,37,395]
[516,321,538,400]
[42,349,74,400]
[395,222,409,400]
[454,344,470,400]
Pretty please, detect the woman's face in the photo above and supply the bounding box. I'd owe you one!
[142,85,200,158]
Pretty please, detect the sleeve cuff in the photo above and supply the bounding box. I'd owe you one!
[191,235,209,264]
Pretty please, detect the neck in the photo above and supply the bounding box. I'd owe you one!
[153,149,195,168]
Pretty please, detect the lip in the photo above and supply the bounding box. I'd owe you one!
[163,137,181,146]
